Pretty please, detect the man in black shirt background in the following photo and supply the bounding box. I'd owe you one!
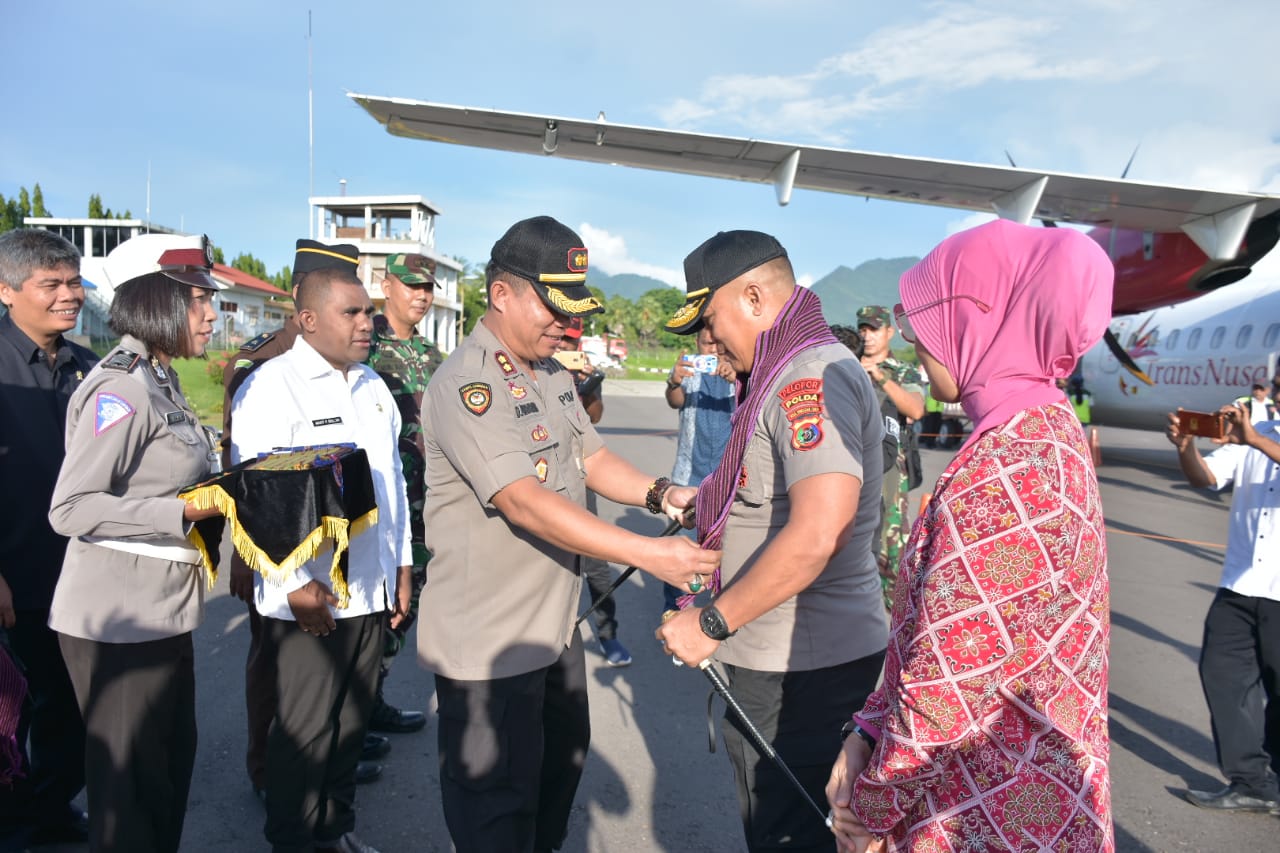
[0,228,97,849]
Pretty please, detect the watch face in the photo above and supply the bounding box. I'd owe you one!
[700,606,730,641]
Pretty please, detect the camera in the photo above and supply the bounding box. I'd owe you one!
[685,354,719,375]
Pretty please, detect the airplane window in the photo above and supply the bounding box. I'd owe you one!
[1237,325,1253,348]
[1187,328,1202,350]
[1166,330,1180,350]
[1210,326,1226,349]
[1266,324,1280,348]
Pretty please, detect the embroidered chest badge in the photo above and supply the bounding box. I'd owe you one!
[534,457,549,483]
[94,392,135,435]
[507,381,528,400]
[778,378,825,451]
[460,382,493,416]
[531,424,549,442]
[495,351,517,377]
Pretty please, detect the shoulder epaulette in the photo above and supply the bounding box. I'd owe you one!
[239,331,276,353]
[102,349,142,372]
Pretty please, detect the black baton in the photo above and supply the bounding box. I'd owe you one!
[699,659,834,829]
[574,516,684,628]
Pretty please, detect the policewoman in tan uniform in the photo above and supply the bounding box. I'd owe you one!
[422,216,719,853]
[46,237,221,853]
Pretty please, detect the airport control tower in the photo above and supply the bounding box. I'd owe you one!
[309,193,462,353]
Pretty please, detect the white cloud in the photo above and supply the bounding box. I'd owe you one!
[796,273,815,288]
[579,223,683,287]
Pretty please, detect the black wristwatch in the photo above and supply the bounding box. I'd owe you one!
[841,720,877,751]
[699,605,736,641]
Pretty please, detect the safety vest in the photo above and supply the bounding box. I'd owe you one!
[1071,392,1093,424]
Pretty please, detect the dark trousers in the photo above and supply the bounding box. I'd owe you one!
[244,602,275,790]
[435,629,590,853]
[59,632,197,853]
[582,558,618,641]
[262,612,383,853]
[0,612,85,840]
[723,651,886,853]
[1199,588,1280,797]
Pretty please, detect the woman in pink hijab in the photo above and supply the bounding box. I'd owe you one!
[826,220,1115,852]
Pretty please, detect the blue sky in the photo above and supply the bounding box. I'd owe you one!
[5,0,1278,289]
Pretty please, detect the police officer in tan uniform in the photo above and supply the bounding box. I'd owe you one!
[421,216,719,853]
[656,231,888,853]
[46,237,222,853]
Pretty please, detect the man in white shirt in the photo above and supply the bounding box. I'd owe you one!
[1167,402,1280,815]
[232,263,412,853]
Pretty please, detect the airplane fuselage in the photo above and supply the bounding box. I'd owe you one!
[1080,273,1280,429]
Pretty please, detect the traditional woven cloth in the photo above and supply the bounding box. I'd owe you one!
[180,444,378,607]
[689,286,835,598]
[852,403,1112,851]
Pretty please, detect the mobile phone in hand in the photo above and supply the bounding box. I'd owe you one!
[1180,410,1226,439]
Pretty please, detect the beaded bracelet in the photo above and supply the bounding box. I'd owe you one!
[645,477,672,514]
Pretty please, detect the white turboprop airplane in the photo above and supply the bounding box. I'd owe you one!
[348,94,1280,430]
[1081,273,1280,430]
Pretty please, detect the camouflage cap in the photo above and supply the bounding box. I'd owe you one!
[387,253,437,287]
[856,305,892,329]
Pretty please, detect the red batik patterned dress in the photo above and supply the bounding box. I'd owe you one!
[852,402,1112,852]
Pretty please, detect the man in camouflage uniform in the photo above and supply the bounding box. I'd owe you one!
[364,253,444,733]
[856,305,925,606]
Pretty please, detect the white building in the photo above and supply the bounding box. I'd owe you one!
[310,194,462,352]
[24,218,292,349]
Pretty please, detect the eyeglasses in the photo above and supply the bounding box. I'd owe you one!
[893,294,991,345]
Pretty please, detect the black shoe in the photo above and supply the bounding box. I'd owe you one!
[354,761,382,785]
[1181,784,1280,812]
[368,698,427,733]
[27,806,90,845]
[362,733,391,760]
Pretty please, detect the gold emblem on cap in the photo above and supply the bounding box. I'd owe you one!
[297,246,359,265]
[665,295,707,330]
[540,272,588,283]
[543,286,601,314]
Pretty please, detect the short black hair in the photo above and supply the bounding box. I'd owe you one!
[295,267,362,313]
[109,272,195,358]
[1253,384,1267,393]
[484,260,529,301]
[0,228,80,290]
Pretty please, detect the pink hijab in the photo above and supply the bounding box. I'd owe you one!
[899,219,1113,449]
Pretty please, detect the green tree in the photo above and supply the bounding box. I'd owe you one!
[231,252,269,281]
[211,246,226,265]
[17,188,31,221]
[87,193,105,218]
[455,258,488,335]
[271,265,292,292]
[0,194,23,234]
[31,184,50,217]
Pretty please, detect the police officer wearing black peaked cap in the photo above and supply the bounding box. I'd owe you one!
[421,215,721,853]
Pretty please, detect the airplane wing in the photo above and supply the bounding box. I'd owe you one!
[350,93,1280,260]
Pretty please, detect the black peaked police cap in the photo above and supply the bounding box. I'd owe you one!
[665,230,787,335]
[490,216,604,318]
[294,239,360,278]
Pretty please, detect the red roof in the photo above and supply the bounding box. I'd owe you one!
[212,263,293,302]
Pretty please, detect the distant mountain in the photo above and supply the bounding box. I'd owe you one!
[811,257,920,327]
[588,271,673,301]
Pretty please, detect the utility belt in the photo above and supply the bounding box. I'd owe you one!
[81,535,201,565]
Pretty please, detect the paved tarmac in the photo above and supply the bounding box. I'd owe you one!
[44,383,1280,851]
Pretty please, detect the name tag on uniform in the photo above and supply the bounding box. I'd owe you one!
[165,411,188,425]
[312,417,343,427]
